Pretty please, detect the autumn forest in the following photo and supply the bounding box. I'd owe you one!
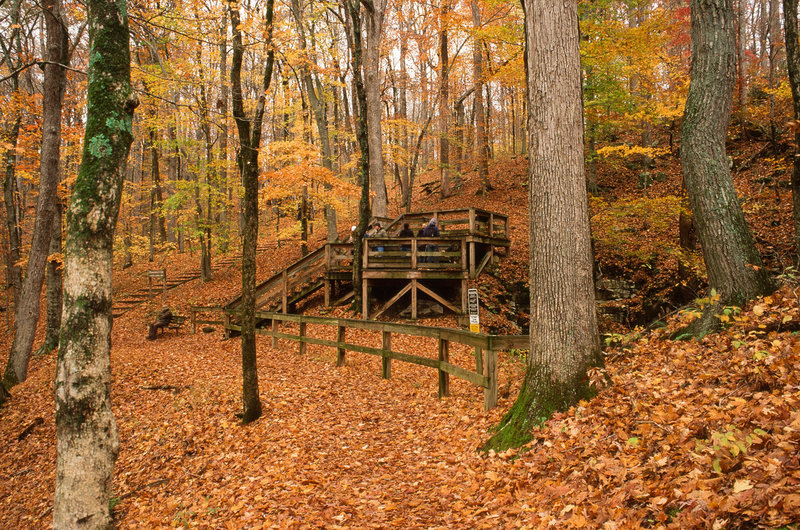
[1,0,800,527]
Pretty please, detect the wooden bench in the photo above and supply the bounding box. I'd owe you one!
[166,315,186,332]
[148,314,187,340]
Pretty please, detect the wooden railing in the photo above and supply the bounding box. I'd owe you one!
[325,243,355,272]
[217,310,528,410]
[362,237,466,271]
[226,246,327,312]
[391,208,509,241]
[221,208,511,315]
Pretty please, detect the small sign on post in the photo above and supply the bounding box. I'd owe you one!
[468,288,480,333]
[148,269,167,303]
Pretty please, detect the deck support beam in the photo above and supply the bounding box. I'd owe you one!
[373,283,413,320]
[416,282,461,315]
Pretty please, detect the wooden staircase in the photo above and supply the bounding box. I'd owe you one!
[111,244,273,318]
[225,245,328,316]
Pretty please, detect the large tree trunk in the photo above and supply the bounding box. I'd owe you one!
[737,0,748,110]
[3,0,67,390]
[148,128,167,253]
[398,7,410,208]
[483,0,600,453]
[197,54,214,282]
[230,0,275,424]
[218,14,230,253]
[2,103,23,316]
[53,0,135,525]
[1,0,23,318]
[680,0,774,337]
[785,0,800,263]
[290,0,338,242]
[364,1,387,217]
[768,0,780,145]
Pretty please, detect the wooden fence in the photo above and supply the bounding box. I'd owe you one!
[190,307,528,410]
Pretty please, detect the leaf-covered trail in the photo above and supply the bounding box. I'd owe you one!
[111,329,510,528]
[2,159,800,527]
[0,305,526,528]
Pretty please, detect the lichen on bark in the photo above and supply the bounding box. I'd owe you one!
[53,0,135,526]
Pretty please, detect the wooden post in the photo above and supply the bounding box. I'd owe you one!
[381,330,391,379]
[461,241,467,272]
[362,278,369,319]
[475,346,483,375]
[461,280,468,315]
[469,207,476,234]
[336,325,346,366]
[223,312,231,339]
[438,338,450,398]
[282,270,288,313]
[324,280,331,307]
[411,279,418,320]
[147,269,166,302]
[271,318,278,348]
[298,321,307,355]
[190,309,196,334]
[484,349,497,410]
[469,242,475,278]
[411,240,417,269]
[489,212,495,238]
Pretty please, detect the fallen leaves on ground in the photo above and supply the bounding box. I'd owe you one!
[1,281,799,527]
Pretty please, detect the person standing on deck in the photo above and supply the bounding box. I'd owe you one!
[369,221,388,252]
[398,222,414,253]
[422,218,440,263]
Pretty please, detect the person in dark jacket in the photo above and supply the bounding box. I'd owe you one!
[398,222,414,253]
[422,217,440,263]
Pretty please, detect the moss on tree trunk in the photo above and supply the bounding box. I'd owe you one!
[482,364,597,452]
[54,0,136,526]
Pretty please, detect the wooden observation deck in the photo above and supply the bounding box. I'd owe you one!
[225,208,510,321]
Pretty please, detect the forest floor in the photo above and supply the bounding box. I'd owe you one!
[1,140,799,527]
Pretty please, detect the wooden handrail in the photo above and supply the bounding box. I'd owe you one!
[363,237,465,271]
[216,309,529,409]
[225,245,326,310]
[224,208,510,311]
